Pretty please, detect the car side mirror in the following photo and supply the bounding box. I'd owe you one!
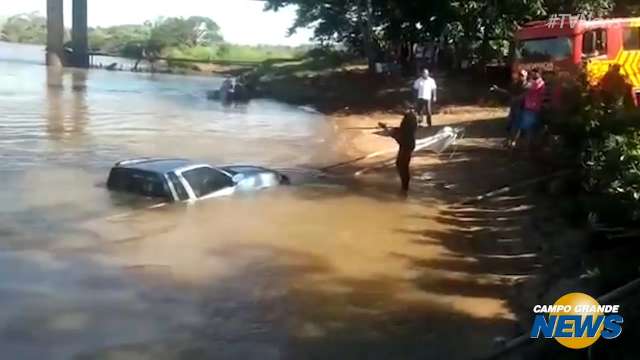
[232,174,245,183]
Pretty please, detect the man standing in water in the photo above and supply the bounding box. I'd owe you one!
[378,107,419,195]
[413,68,437,127]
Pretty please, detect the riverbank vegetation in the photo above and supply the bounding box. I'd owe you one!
[254,1,640,356]
[248,0,639,110]
[0,12,309,63]
[548,76,640,282]
[264,0,639,74]
[4,2,640,356]
[0,12,46,44]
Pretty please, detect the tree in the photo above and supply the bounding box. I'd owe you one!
[263,0,629,71]
[185,16,224,45]
[147,16,223,48]
[265,0,378,69]
[216,43,231,59]
[544,0,615,17]
[612,0,640,16]
[0,16,7,38]
[88,24,150,53]
[1,12,47,44]
[86,16,223,55]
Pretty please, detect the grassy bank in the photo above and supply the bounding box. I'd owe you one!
[262,57,640,357]
[166,44,306,63]
[91,44,309,77]
[244,54,504,115]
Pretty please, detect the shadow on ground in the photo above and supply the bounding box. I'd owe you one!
[75,245,516,360]
[16,116,626,360]
[288,114,604,359]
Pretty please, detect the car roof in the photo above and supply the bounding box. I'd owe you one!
[114,158,196,174]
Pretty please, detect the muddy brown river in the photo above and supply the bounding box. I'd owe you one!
[0,43,515,359]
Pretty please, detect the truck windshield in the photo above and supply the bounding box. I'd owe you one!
[516,37,573,61]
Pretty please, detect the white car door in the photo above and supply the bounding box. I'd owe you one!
[176,165,235,202]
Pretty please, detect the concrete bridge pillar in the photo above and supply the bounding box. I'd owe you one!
[72,0,89,68]
[46,0,65,67]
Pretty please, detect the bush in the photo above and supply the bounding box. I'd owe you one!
[552,71,640,226]
[305,47,350,66]
[167,60,196,70]
[582,126,640,224]
[546,70,640,306]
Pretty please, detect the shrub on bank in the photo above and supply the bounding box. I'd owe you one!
[165,44,306,63]
[551,73,640,226]
[549,72,640,293]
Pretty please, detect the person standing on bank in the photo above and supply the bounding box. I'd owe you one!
[490,68,528,147]
[512,68,545,150]
[378,107,419,195]
[413,68,437,127]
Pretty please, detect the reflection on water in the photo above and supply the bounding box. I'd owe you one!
[46,67,64,140]
[46,68,89,140]
[71,71,89,137]
[0,43,515,359]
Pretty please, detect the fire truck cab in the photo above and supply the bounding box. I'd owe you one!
[514,17,640,106]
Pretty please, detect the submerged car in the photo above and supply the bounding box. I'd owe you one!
[106,158,289,203]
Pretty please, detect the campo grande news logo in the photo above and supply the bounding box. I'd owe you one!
[530,292,623,349]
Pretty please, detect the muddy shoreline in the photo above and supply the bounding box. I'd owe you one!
[87,59,636,356]
[325,106,621,357]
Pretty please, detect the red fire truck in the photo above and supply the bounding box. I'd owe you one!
[514,17,640,105]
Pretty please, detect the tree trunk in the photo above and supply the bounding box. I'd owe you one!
[479,2,496,67]
[360,0,376,74]
[480,26,491,67]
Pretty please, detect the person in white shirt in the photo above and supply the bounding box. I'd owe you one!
[413,68,437,127]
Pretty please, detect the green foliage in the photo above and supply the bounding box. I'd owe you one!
[614,0,640,15]
[304,46,350,66]
[583,130,640,220]
[89,24,150,53]
[166,44,304,62]
[184,16,223,45]
[545,0,615,17]
[581,112,640,225]
[264,0,631,66]
[552,72,640,225]
[1,12,47,44]
[120,41,145,59]
[216,44,231,59]
[85,16,303,63]
[168,46,215,60]
[86,16,223,57]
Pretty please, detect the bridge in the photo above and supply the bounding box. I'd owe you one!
[47,0,88,68]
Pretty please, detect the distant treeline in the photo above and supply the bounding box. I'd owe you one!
[0,12,311,63]
[264,0,640,72]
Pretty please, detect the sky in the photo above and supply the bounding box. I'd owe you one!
[0,0,314,46]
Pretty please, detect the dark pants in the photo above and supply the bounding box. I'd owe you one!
[506,103,521,133]
[416,98,432,126]
[396,147,414,192]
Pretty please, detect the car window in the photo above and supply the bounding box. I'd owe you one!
[582,29,607,57]
[107,168,170,200]
[167,173,190,201]
[623,28,640,50]
[181,167,233,198]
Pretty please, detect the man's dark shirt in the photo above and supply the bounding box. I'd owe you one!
[507,81,528,107]
[392,112,418,151]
